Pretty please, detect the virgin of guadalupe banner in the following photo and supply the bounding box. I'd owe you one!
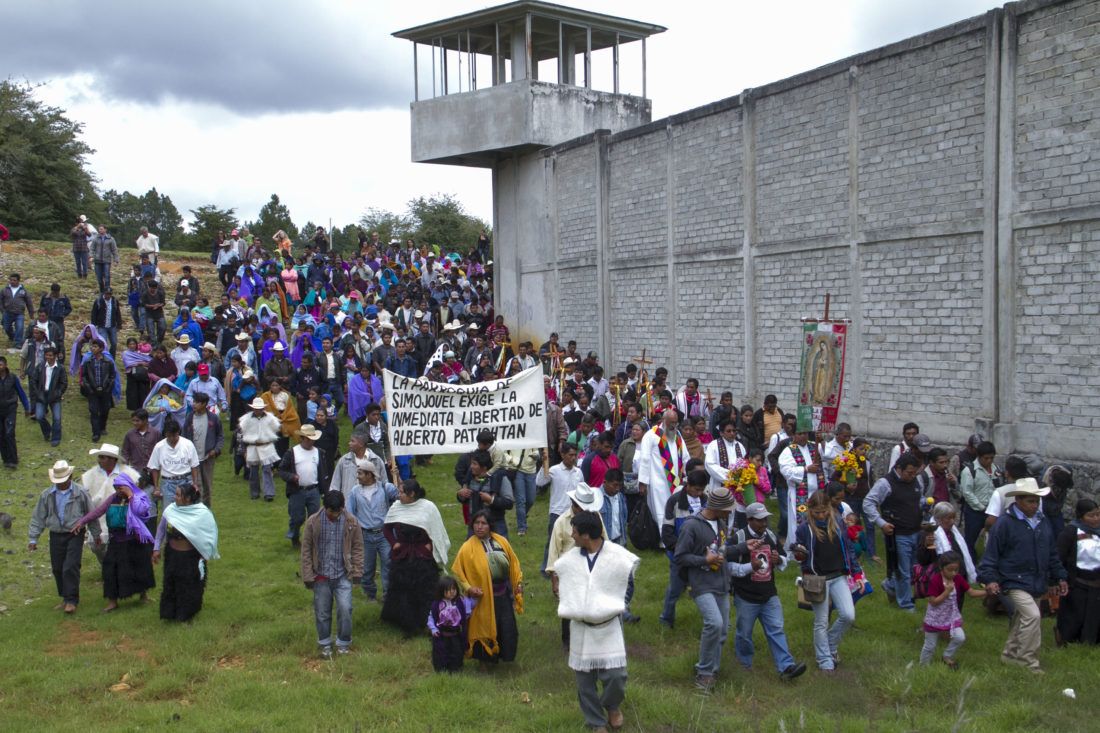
[384,366,547,456]
[796,321,848,434]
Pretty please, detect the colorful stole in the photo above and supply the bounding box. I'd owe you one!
[655,427,685,490]
[788,443,820,529]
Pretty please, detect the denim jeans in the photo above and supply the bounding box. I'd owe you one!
[2,312,25,347]
[313,575,353,648]
[145,314,166,345]
[733,594,796,673]
[962,503,987,561]
[248,462,276,499]
[360,529,391,599]
[73,251,88,277]
[811,575,855,670]
[883,532,918,609]
[692,591,730,676]
[131,305,144,334]
[287,488,320,543]
[513,470,538,532]
[36,400,62,444]
[159,475,190,514]
[97,326,118,356]
[94,262,111,292]
[660,556,687,626]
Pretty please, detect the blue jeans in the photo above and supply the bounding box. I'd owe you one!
[313,575,353,649]
[811,575,855,669]
[360,528,391,599]
[159,475,189,514]
[2,312,24,347]
[36,400,62,444]
[692,591,730,676]
[97,326,118,356]
[73,251,87,277]
[962,503,987,561]
[883,532,918,609]
[287,488,320,543]
[846,495,876,557]
[734,594,796,673]
[660,556,688,625]
[94,262,111,292]
[513,470,538,532]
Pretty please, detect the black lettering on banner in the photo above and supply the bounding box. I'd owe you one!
[528,402,543,418]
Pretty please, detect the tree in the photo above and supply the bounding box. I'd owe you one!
[181,204,238,254]
[405,194,489,256]
[358,207,412,248]
[250,193,298,242]
[0,80,104,240]
[103,187,184,250]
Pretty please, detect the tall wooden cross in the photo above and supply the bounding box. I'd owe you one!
[495,337,515,372]
[633,349,653,419]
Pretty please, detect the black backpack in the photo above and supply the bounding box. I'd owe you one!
[627,499,660,550]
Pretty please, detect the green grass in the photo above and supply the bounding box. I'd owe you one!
[0,242,1095,731]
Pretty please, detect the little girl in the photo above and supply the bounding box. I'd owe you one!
[920,551,987,669]
[427,577,476,673]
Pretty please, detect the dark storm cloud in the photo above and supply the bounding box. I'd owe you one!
[0,1,413,112]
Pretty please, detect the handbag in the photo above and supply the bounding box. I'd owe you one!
[627,499,660,550]
[800,573,827,604]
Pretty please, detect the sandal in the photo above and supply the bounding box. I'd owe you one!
[942,658,958,671]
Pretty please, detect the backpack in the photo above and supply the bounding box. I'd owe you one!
[627,499,660,550]
[911,561,936,599]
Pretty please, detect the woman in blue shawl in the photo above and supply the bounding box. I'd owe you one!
[172,307,204,346]
[74,473,156,613]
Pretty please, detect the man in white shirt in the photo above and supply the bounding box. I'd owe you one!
[514,342,538,372]
[821,423,853,466]
[170,334,200,375]
[146,419,201,512]
[704,419,748,525]
[637,409,692,545]
[536,442,583,576]
[777,429,822,544]
[135,226,160,264]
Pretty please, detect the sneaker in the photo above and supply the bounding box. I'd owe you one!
[780,663,807,680]
[694,674,715,692]
[517,529,526,537]
[658,618,674,629]
[880,581,896,605]
[336,647,351,656]
[320,645,333,660]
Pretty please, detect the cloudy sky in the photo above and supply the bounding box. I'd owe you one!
[4,0,1000,230]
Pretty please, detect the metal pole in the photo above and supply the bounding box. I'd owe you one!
[613,33,620,94]
[431,39,436,97]
[494,22,500,84]
[457,32,462,93]
[413,43,419,101]
[468,29,474,90]
[442,37,448,94]
[558,20,563,84]
[585,26,591,89]
[525,12,532,80]
[642,37,647,98]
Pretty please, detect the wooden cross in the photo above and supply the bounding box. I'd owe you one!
[703,388,714,416]
[632,349,653,418]
[495,337,515,372]
[612,383,622,427]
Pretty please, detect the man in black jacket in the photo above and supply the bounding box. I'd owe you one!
[181,392,224,507]
[314,338,345,415]
[28,346,66,447]
[0,356,31,467]
[90,287,123,356]
[80,340,116,442]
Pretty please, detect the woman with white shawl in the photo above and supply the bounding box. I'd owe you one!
[382,479,451,634]
[917,501,977,607]
[152,483,219,622]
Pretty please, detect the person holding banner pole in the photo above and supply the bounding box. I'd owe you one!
[457,450,514,539]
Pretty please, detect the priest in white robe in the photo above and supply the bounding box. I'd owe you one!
[637,409,691,544]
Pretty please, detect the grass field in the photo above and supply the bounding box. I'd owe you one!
[0,242,1094,732]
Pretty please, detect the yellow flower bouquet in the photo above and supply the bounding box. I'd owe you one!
[723,459,758,494]
[831,449,864,483]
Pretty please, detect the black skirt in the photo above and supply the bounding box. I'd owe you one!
[103,538,155,600]
[125,370,149,411]
[470,582,518,663]
[1056,573,1100,645]
[160,545,206,622]
[432,630,466,672]
[381,556,439,634]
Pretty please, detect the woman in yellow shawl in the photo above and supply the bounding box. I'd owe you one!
[452,509,523,667]
[261,380,300,455]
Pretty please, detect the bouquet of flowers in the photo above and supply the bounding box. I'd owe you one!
[831,449,864,483]
[723,458,759,495]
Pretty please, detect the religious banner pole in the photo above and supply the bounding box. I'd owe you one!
[796,294,851,436]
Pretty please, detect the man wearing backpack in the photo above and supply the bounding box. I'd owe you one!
[729,503,807,680]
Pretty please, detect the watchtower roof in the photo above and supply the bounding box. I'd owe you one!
[393,1,666,53]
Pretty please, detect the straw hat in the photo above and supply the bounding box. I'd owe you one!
[1005,477,1050,498]
[296,425,322,441]
[176,334,192,345]
[48,460,74,483]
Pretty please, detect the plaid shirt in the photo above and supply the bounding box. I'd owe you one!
[317,513,345,580]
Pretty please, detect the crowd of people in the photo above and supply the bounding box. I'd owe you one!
[3,219,1096,731]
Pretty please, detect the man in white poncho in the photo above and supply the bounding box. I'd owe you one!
[553,510,639,733]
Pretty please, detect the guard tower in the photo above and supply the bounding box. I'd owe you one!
[393,2,665,342]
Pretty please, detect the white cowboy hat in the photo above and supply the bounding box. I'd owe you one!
[272,343,285,352]
[567,482,604,513]
[1005,477,1050,498]
[176,334,192,345]
[248,397,268,410]
[296,425,322,441]
[48,460,74,483]
[202,342,217,352]
[413,309,424,320]
[235,332,251,341]
[241,368,255,380]
[88,443,120,459]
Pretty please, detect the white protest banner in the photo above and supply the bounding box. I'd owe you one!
[383,366,548,456]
